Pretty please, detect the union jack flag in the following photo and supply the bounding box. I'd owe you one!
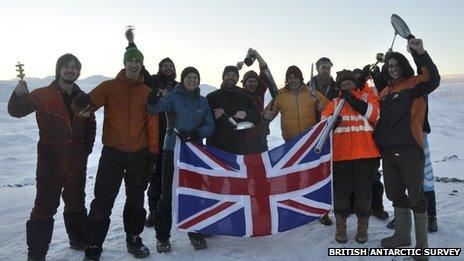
[172,119,333,237]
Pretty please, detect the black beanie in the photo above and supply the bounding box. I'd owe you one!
[222,65,239,80]
[241,70,259,84]
[335,70,356,89]
[353,68,363,75]
[285,65,304,82]
[181,66,200,84]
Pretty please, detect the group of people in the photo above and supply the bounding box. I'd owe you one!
[8,28,440,261]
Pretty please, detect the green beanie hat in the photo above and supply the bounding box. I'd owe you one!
[123,47,144,64]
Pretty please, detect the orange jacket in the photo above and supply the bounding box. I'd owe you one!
[322,87,380,161]
[89,69,159,154]
[267,85,329,141]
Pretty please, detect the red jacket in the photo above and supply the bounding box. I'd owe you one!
[8,80,96,161]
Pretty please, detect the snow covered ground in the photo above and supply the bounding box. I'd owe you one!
[0,76,463,260]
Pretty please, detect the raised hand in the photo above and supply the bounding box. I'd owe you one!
[14,81,29,97]
[125,26,135,43]
[408,38,425,55]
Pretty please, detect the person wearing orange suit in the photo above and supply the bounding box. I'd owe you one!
[321,70,380,244]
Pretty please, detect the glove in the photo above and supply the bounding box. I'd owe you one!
[177,130,200,142]
[355,65,370,89]
[340,89,354,102]
[75,93,91,108]
[341,90,368,115]
[147,89,162,105]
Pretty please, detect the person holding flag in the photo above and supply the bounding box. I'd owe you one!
[321,69,380,244]
[147,66,215,252]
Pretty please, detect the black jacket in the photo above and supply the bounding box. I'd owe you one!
[309,75,338,100]
[126,43,178,151]
[206,86,260,154]
[373,52,440,151]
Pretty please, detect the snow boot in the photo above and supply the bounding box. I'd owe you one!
[355,217,369,244]
[83,246,102,261]
[64,212,86,250]
[126,235,150,258]
[188,232,207,250]
[319,213,333,226]
[386,218,395,229]
[156,239,171,253]
[412,212,429,261]
[145,212,154,228]
[26,219,54,261]
[381,208,411,248]
[427,215,438,232]
[335,215,347,243]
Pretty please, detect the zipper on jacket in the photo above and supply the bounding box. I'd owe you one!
[128,81,133,152]
[293,90,301,134]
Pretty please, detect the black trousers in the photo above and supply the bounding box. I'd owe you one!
[85,146,149,247]
[154,150,174,241]
[382,148,427,213]
[146,152,163,213]
[333,158,376,218]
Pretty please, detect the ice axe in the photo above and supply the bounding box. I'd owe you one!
[314,99,346,154]
[389,14,415,51]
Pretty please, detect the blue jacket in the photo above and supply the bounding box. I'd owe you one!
[147,83,215,151]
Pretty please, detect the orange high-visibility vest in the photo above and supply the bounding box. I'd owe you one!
[321,86,380,161]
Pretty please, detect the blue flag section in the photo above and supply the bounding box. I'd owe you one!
[172,119,333,237]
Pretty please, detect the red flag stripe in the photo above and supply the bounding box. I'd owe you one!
[179,161,331,196]
[279,199,329,215]
[178,201,236,229]
[282,122,326,169]
[190,143,236,171]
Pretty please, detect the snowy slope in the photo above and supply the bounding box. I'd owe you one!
[0,77,463,260]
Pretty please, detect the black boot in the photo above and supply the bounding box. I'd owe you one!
[83,246,102,261]
[26,219,54,261]
[145,212,154,228]
[126,235,150,258]
[156,239,171,253]
[64,212,87,250]
[188,232,207,250]
[84,219,110,252]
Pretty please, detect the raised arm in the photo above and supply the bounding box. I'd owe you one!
[8,81,37,118]
[406,39,440,97]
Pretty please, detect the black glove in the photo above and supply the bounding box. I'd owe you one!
[355,65,370,89]
[341,90,368,115]
[177,129,200,142]
[75,93,91,108]
[147,90,162,105]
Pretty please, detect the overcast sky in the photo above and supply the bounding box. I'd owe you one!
[1,0,463,87]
